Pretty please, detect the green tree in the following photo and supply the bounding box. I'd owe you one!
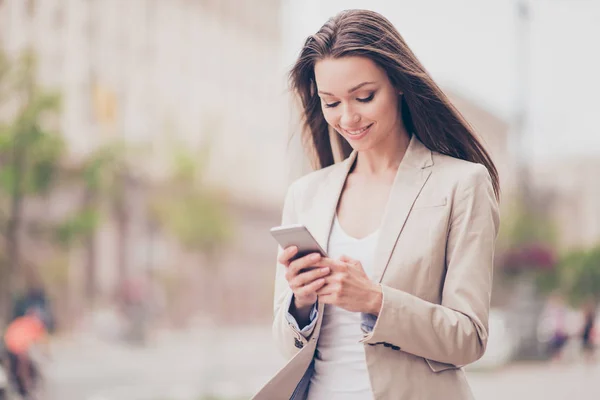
[554,246,600,307]
[60,140,132,304]
[150,141,232,260]
[148,138,233,391]
[0,49,66,323]
[0,49,109,325]
[147,139,233,328]
[496,197,559,360]
[498,198,558,250]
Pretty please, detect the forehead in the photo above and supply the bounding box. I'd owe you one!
[314,56,387,94]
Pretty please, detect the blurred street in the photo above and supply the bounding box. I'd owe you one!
[45,325,280,400]
[44,325,600,400]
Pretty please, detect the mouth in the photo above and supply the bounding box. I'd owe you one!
[341,123,374,140]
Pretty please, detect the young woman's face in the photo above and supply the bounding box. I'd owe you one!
[314,56,402,152]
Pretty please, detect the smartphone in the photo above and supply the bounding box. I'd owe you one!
[270,224,328,262]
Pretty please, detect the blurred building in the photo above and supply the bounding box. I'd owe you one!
[0,0,290,321]
[449,91,515,198]
[0,0,516,325]
[0,0,290,205]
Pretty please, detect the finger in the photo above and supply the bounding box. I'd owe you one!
[278,246,298,265]
[291,267,330,289]
[330,259,350,273]
[313,257,347,272]
[339,254,353,263]
[316,282,337,296]
[340,255,364,272]
[297,277,326,297]
[289,253,322,276]
[340,254,361,267]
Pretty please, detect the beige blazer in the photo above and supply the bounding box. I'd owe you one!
[253,136,500,400]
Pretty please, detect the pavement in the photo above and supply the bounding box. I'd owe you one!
[41,325,600,400]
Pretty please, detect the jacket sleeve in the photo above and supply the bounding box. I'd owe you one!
[285,294,319,337]
[272,183,318,359]
[360,164,500,367]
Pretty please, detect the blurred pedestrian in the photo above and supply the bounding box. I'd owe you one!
[580,299,596,363]
[3,307,49,400]
[117,276,150,345]
[540,293,570,362]
[12,286,55,334]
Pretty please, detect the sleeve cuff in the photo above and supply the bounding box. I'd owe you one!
[285,294,318,337]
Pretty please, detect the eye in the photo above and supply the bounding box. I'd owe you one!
[357,92,375,103]
[324,101,340,108]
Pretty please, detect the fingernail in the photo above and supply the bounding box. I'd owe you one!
[310,253,320,261]
[321,267,330,273]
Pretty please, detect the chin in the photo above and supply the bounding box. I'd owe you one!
[344,141,374,153]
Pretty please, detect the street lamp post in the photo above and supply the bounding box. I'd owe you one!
[510,0,549,361]
[515,0,532,210]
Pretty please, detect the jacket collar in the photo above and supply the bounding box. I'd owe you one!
[307,134,434,282]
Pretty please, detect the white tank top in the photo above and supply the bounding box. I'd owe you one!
[307,215,379,400]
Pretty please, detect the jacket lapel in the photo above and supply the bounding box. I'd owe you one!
[303,135,433,284]
[305,151,357,254]
[372,136,433,283]
[302,151,357,336]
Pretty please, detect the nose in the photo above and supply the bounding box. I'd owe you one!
[340,104,360,127]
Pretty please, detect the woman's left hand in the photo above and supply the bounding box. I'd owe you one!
[315,255,383,315]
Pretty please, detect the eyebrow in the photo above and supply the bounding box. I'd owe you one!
[317,81,375,96]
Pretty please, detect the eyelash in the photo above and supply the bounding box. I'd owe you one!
[324,92,375,108]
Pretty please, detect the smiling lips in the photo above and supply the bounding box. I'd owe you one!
[341,123,374,139]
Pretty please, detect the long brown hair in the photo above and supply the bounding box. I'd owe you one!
[289,9,500,199]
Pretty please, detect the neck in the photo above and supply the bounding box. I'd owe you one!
[353,127,411,176]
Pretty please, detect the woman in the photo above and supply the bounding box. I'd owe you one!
[254,9,500,400]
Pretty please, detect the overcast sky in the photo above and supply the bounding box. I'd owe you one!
[281,0,600,162]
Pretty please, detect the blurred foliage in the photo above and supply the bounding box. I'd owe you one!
[55,140,131,248]
[498,199,559,277]
[499,197,600,307]
[0,49,103,247]
[534,260,561,296]
[0,45,234,328]
[501,243,557,274]
[544,245,600,307]
[0,49,69,321]
[54,208,99,247]
[75,140,129,192]
[152,189,232,253]
[150,140,232,259]
[0,52,64,199]
[0,48,105,322]
[498,199,558,249]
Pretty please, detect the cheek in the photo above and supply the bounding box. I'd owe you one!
[371,97,399,125]
[322,108,340,127]
[359,100,388,123]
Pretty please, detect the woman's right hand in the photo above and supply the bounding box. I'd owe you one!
[279,246,330,309]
